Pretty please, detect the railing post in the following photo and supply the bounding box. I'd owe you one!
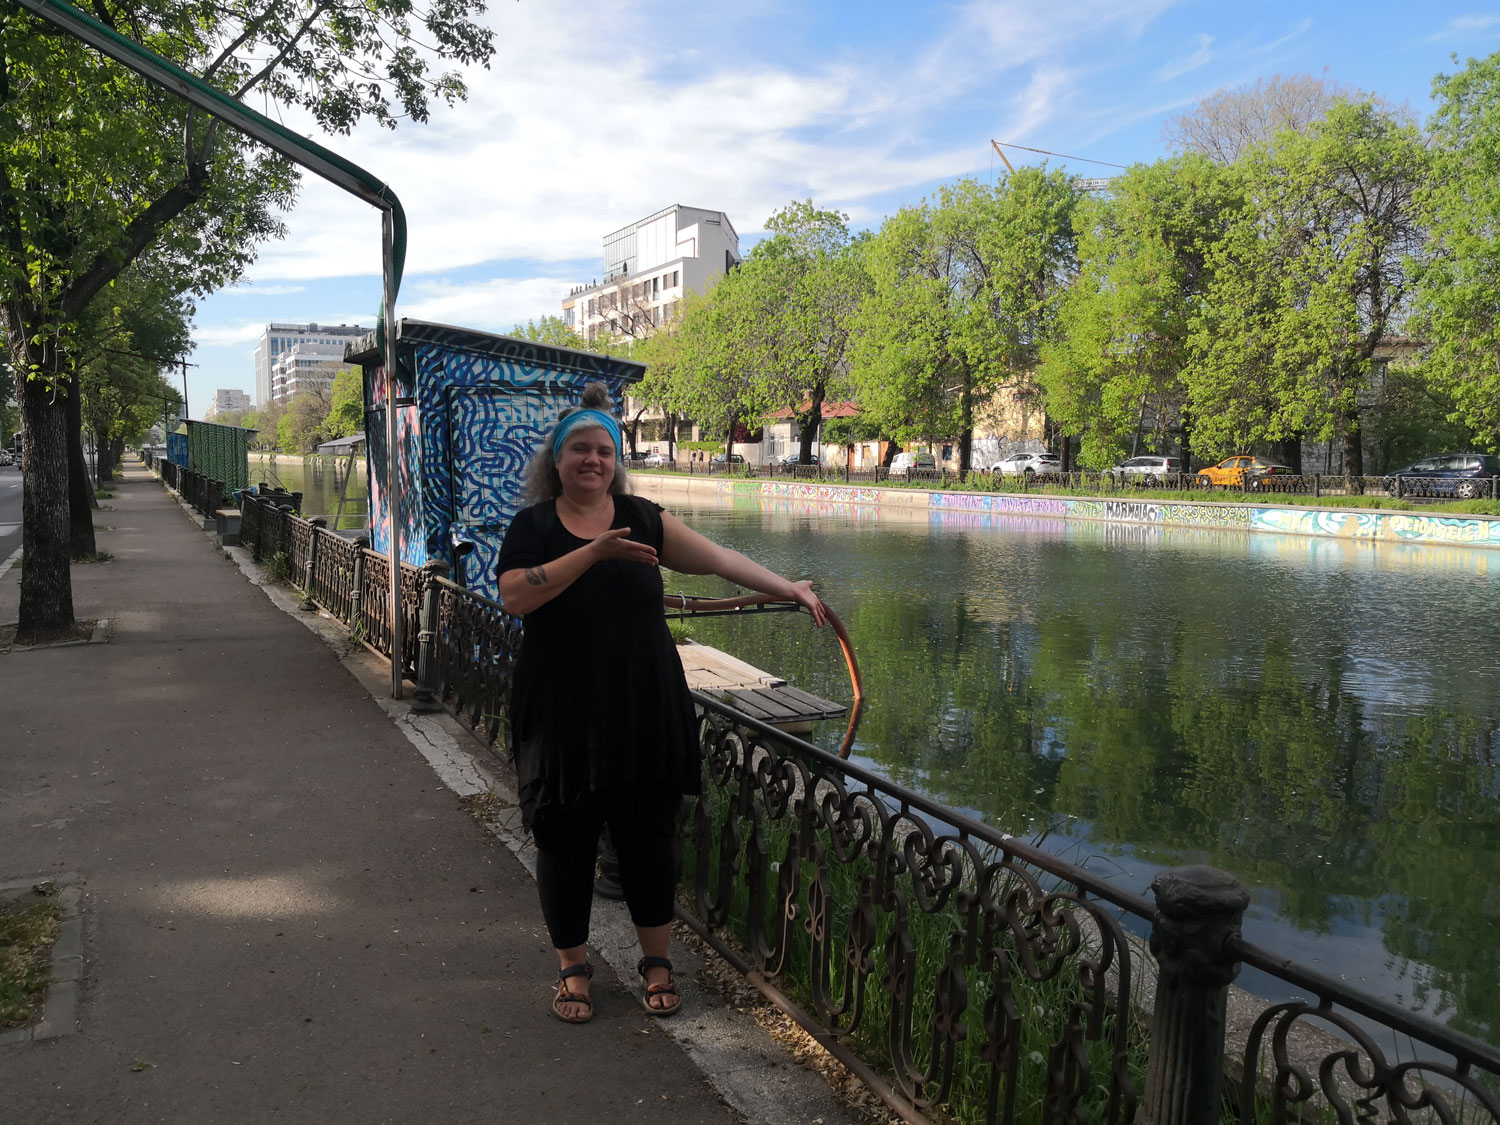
[1140,865,1250,1125]
[349,536,369,632]
[302,518,327,609]
[410,558,450,712]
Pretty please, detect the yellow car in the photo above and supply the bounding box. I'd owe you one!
[1196,456,1293,489]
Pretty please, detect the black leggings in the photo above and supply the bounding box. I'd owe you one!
[531,794,681,950]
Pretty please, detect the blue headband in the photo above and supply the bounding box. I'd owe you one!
[552,408,622,461]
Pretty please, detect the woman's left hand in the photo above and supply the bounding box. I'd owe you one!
[789,579,827,628]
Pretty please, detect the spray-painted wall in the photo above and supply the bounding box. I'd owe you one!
[351,320,644,604]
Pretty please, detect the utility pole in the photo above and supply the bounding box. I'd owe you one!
[180,357,198,420]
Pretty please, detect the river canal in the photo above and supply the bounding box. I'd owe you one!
[267,456,1500,1047]
[654,491,1500,1050]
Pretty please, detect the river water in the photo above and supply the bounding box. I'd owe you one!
[651,491,1500,1049]
[265,456,1500,1046]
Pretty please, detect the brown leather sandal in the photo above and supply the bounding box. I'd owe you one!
[637,955,680,1017]
[551,962,594,1024]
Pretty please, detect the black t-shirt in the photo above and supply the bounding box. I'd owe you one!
[495,495,700,825]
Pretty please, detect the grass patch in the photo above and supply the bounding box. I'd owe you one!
[74,551,115,564]
[266,550,293,583]
[0,898,62,1027]
[668,619,693,645]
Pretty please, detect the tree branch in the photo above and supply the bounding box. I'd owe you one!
[59,168,208,322]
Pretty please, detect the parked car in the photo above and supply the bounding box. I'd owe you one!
[1196,455,1293,489]
[889,451,937,477]
[710,452,746,465]
[781,453,812,466]
[622,450,651,464]
[0,448,12,466]
[990,451,1061,474]
[1110,455,1182,479]
[1382,453,1500,499]
[642,451,668,469]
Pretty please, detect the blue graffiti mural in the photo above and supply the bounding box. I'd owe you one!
[359,322,642,604]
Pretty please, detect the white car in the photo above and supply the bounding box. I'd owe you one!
[990,451,1061,474]
[889,451,937,477]
[1110,455,1183,479]
[0,449,13,466]
[642,451,668,468]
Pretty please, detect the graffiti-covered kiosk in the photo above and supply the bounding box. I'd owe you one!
[347,320,645,604]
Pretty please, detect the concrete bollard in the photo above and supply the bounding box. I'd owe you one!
[1140,865,1250,1125]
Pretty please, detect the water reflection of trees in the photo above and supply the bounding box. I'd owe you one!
[683,593,1500,1044]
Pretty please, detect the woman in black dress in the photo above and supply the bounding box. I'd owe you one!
[497,383,825,1023]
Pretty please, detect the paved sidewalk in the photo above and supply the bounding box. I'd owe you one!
[0,462,793,1124]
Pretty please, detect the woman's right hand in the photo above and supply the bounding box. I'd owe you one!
[591,527,659,566]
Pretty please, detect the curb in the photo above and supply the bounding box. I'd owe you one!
[0,875,84,1047]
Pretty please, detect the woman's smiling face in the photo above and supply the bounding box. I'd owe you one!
[556,425,619,499]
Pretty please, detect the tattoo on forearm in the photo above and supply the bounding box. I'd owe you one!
[523,566,548,586]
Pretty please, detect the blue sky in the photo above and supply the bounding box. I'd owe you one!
[184,0,1500,413]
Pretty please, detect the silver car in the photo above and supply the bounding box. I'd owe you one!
[1110,455,1182,479]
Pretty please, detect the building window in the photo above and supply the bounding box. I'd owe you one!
[672,270,680,288]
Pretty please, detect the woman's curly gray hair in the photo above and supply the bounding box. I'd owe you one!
[522,381,634,506]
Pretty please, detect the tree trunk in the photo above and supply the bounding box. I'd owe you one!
[802,384,826,462]
[958,382,975,473]
[95,427,114,486]
[1179,408,1193,471]
[1341,425,1363,479]
[17,355,75,640]
[65,374,97,558]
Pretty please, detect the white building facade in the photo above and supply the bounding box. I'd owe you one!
[252,322,369,407]
[562,205,741,346]
[204,388,252,420]
[269,342,350,405]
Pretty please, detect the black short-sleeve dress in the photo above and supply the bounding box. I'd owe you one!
[495,494,701,828]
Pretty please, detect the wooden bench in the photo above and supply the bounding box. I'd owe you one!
[677,642,845,735]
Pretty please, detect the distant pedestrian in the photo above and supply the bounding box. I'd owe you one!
[496,381,826,1024]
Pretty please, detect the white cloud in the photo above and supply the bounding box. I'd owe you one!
[233,0,1190,286]
[1426,13,1500,42]
[400,276,582,335]
[220,283,306,297]
[191,319,267,348]
[1157,33,1215,82]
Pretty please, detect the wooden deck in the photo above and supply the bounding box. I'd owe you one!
[677,642,845,733]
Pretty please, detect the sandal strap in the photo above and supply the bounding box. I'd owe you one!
[637,955,674,976]
[557,984,593,1006]
[645,980,679,997]
[559,962,594,983]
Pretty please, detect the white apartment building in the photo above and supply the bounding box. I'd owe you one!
[562,205,741,345]
[269,342,351,405]
[252,322,368,407]
[204,388,252,420]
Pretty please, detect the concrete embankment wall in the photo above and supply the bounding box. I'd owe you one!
[635,473,1500,553]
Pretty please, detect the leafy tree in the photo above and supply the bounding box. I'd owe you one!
[1040,156,1242,468]
[323,365,364,440]
[1411,49,1500,449]
[511,315,602,351]
[852,171,1079,470]
[721,202,869,462]
[1162,72,1364,164]
[1186,102,1428,472]
[2,0,493,640]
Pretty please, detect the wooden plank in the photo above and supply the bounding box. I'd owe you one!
[728,688,801,721]
[773,683,845,713]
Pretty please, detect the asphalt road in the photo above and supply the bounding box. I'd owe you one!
[0,459,19,561]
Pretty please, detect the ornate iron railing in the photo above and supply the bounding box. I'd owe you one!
[153,468,1500,1123]
[428,575,521,745]
[310,532,361,623]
